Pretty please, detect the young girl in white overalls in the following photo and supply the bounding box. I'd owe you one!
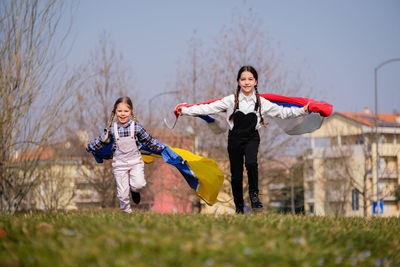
[176,66,309,214]
[87,96,165,213]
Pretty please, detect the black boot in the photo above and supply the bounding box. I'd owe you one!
[250,191,263,211]
[131,191,141,204]
[235,206,244,214]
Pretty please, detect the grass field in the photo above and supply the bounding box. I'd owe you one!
[0,210,399,266]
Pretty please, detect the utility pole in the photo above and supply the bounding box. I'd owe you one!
[374,58,400,215]
[290,171,295,215]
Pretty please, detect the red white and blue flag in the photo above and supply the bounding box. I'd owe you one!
[174,94,333,135]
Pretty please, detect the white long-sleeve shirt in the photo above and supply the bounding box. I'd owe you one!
[181,91,306,130]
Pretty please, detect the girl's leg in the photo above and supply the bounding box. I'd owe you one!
[129,161,146,192]
[244,135,260,195]
[228,138,245,213]
[244,134,263,210]
[113,166,132,213]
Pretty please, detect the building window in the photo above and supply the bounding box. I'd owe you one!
[308,166,314,177]
[268,183,285,190]
[352,189,359,211]
[309,203,314,214]
[315,137,330,147]
[355,138,364,145]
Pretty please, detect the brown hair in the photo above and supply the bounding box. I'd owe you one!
[101,96,138,142]
[229,66,266,127]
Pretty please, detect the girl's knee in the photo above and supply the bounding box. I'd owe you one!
[245,162,258,170]
[131,180,146,191]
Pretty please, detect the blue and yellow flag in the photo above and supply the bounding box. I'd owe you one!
[141,145,224,206]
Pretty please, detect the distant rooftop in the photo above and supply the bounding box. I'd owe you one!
[336,107,400,127]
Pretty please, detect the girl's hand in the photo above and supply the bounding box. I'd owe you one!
[303,102,310,113]
[174,103,189,117]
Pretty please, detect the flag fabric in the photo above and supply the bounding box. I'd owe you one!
[91,142,225,205]
[140,145,224,205]
[260,94,333,135]
[92,143,113,163]
[175,93,333,135]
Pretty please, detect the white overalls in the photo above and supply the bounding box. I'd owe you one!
[112,122,146,213]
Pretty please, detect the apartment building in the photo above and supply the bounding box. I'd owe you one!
[304,107,400,216]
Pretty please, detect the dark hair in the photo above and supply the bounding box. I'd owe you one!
[229,66,266,127]
[101,96,138,142]
[236,65,258,83]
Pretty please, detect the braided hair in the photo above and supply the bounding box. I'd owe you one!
[254,85,266,127]
[228,85,241,121]
[101,96,139,142]
[229,66,266,127]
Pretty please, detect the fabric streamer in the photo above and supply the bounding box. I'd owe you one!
[261,94,333,135]
[91,143,113,163]
[140,145,224,205]
[174,93,333,135]
[91,141,224,205]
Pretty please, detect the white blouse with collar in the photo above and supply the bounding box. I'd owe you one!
[181,91,306,130]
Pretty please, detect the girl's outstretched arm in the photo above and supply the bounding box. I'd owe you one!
[261,98,307,119]
[135,122,165,153]
[86,129,113,152]
[178,95,232,116]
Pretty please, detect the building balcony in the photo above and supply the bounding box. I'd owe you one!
[382,195,396,201]
[268,183,285,190]
[74,190,101,203]
[304,191,314,201]
[311,145,365,158]
[74,196,102,203]
[305,198,314,203]
[377,143,400,157]
[304,175,314,182]
[379,169,398,179]
[269,201,283,208]
[366,170,398,179]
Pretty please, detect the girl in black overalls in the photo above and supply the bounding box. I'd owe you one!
[177,66,308,213]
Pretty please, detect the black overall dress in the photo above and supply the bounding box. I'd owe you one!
[227,102,260,211]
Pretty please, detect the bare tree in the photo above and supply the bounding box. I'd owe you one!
[0,0,78,212]
[395,185,400,216]
[71,32,139,134]
[318,133,375,216]
[78,157,116,208]
[321,157,351,216]
[170,12,311,208]
[266,157,305,214]
[34,159,76,210]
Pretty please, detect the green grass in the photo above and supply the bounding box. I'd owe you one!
[0,210,399,266]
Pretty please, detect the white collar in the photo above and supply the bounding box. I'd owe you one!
[239,91,256,103]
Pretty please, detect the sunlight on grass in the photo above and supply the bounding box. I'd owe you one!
[0,210,399,266]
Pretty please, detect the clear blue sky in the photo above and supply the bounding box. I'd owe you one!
[68,0,400,114]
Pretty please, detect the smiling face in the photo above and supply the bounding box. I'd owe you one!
[238,71,257,96]
[115,102,131,125]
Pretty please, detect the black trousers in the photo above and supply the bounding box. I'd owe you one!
[227,131,260,210]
